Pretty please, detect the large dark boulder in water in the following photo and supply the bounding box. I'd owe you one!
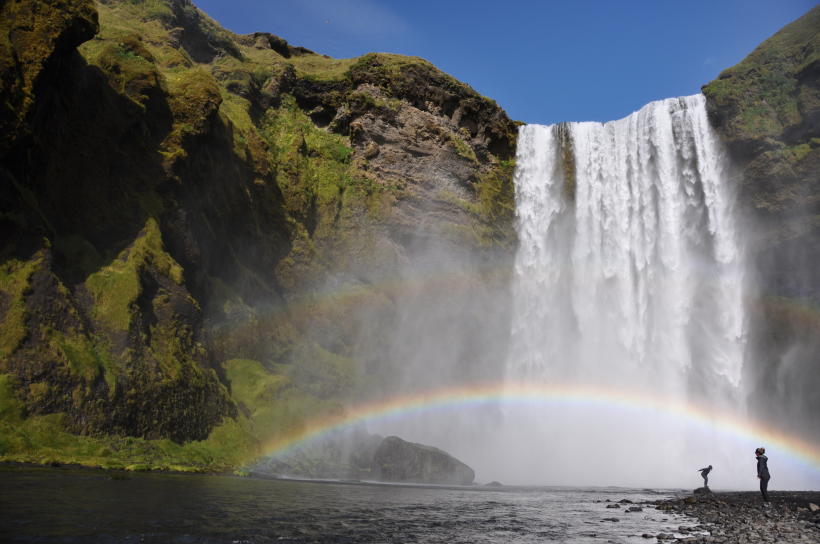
[370,436,475,485]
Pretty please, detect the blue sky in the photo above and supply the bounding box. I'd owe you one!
[194,0,818,125]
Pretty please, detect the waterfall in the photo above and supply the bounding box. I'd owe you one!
[498,95,753,486]
[510,94,745,399]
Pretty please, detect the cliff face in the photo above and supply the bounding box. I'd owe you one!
[702,6,820,438]
[0,0,517,469]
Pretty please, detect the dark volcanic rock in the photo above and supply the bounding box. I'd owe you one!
[370,436,475,485]
[694,486,712,495]
[654,491,820,543]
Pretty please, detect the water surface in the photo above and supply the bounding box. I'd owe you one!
[1,465,694,542]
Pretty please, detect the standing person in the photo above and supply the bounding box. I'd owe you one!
[697,465,713,487]
[756,447,771,508]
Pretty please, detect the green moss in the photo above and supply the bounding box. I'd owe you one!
[223,359,342,445]
[703,6,820,138]
[46,329,119,388]
[260,94,361,246]
[150,321,201,379]
[28,382,51,403]
[0,371,259,470]
[85,259,140,332]
[447,133,478,163]
[0,253,42,359]
[437,189,480,215]
[86,216,184,331]
[0,374,25,422]
[472,159,517,249]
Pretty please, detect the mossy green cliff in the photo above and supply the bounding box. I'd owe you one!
[703,6,820,440]
[0,0,518,471]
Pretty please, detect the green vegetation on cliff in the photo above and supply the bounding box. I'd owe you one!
[0,0,519,471]
[703,6,820,441]
[703,6,820,232]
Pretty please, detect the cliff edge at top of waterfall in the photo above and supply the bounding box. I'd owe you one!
[702,5,820,158]
[701,2,820,232]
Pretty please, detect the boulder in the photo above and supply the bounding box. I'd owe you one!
[370,436,475,485]
[485,481,503,487]
[810,503,819,512]
[694,487,712,495]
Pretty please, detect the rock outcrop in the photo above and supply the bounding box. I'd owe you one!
[370,436,475,485]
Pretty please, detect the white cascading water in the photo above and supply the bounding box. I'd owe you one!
[504,95,755,487]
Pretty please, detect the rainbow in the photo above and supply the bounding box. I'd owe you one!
[260,382,820,474]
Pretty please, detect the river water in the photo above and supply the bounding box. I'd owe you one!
[0,465,698,543]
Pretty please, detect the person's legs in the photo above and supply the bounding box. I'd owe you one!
[704,475,708,487]
[760,478,770,504]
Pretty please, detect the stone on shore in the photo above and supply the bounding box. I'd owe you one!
[370,436,475,485]
[653,490,820,544]
[694,486,712,495]
[810,503,819,512]
[486,481,503,487]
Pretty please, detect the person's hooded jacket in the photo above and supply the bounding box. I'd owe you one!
[757,455,770,480]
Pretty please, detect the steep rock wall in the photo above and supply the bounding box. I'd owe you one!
[0,0,518,466]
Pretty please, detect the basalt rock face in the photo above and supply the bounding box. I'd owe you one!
[370,436,475,485]
[702,6,820,440]
[0,0,518,464]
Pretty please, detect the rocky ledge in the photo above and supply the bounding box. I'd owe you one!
[642,491,820,542]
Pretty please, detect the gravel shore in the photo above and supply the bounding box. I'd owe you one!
[642,490,820,542]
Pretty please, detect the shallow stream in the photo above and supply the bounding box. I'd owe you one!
[0,465,697,543]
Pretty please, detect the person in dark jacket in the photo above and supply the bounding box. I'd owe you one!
[756,447,771,507]
[697,465,712,487]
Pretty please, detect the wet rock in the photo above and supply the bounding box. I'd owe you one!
[694,487,712,495]
[606,504,621,508]
[628,506,643,512]
[600,518,620,522]
[658,490,820,544]
[642,534,653,538]
[370,436,475,485]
